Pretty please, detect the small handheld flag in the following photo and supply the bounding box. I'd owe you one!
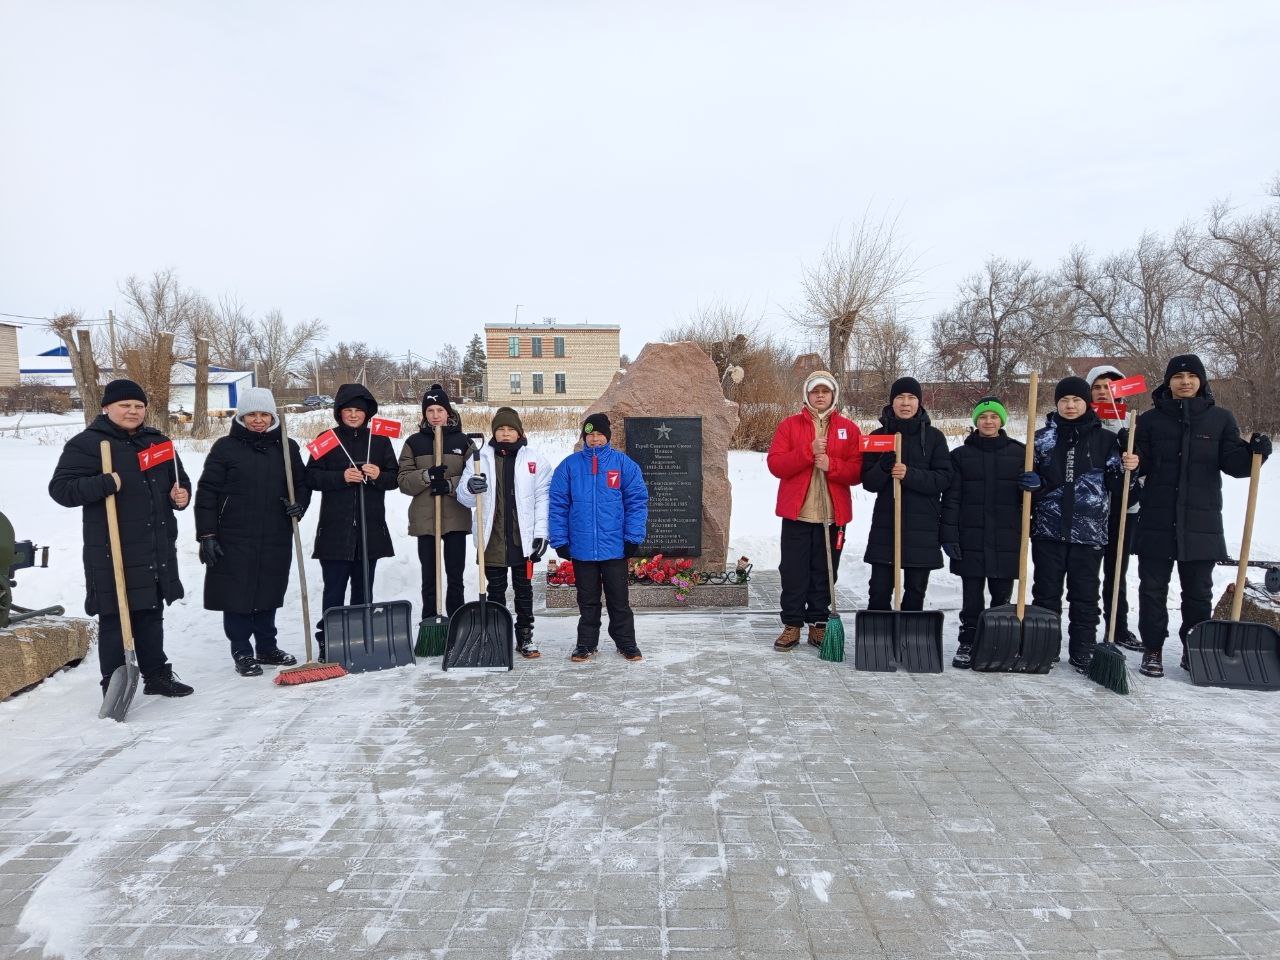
[1108,374,1147,398]
[1092,401,1127,419]
[137,440,175,471]
[370,416,402,439]
[861,434,897,453]
[306,429,340,460]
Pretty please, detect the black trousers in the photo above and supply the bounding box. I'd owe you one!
[317,555,379,644]
[1031,539,1103,661]
[223,609,280,661]
[958,576,1014,645]
[779,519,844,626]
[573,558,637,651]
[867,564,931,611]
[1137,555,1215,652]
[1102,508,1135,638]
[418,531,468,617]
[98,607,167,686]
[486,562,534,629]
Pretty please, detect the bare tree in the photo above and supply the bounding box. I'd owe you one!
[319,342,395,396]
[45,311,97,424]
[1176,188,1280,429]
[930,257,1056,393]
[1063,234,1194,381]
[251,309,328,393]
[850,313,920,413]
[119,269,205,355]
[663,299,765,387]
[207,295,256,369]
[789,214,919,396]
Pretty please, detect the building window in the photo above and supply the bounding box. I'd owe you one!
[508,336,520,357]
[531,337,543,358]
[532,373,544,394]
[509,372,521,394]
[554,336,565,358]
[555,373,566,394]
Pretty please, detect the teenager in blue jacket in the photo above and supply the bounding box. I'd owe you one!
[549,414,649,663]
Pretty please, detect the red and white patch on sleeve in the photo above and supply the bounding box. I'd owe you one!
[528,461,537,474]
[836,428,847,440]
[606,469,621,489]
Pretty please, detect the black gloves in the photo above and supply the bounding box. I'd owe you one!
[528,538,548,562]
[553,544,571,561]
[198,537,224,566]
[424,465,451,496]
[1250,432,1272,458]
[624,542,641,558]
[1018,471,1042,491]
[280,498,305,520]
[941,542,962,561]
[467,475,488,495]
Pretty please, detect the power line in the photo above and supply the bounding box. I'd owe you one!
[0,310,111,324]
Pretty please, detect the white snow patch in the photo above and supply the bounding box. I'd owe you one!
[803,870,833,903]
[887,889,915,901]
[1032,905,1073,920]
[327,878,345,892]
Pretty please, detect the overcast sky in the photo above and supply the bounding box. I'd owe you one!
[2,0,1277,359]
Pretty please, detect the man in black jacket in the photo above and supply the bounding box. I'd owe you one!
[48,379,195,699]
[1133,355,1272,678]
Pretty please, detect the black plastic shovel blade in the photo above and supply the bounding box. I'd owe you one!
[1186,619,1280,690]
[853,611,898,672]
[321,601,415,674]
[98,660,139,722]
[896,611,945,673]
[443,600,514,671]
[972,604,1060,674]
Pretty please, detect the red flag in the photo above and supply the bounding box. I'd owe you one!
[1092,401,1127,419]
[861,434,897,453]
[137,440,175,471]
[307,429,340,460]
[370,416,402,439]
[1108,374,1147,398]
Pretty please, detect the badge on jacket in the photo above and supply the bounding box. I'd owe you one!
[528,462,537,474]
[607,469,621,489]
[837,428,847,440]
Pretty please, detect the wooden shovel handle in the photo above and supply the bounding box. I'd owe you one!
[99,441,135,652]
[1106,410,1137,643]
[433,424,445,617]
[1231,453,1263,622]
[1016,372,1039,621]
[893,432,902,610]
[278,412,313,662]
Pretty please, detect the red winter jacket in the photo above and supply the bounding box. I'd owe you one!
[766,410,864,525]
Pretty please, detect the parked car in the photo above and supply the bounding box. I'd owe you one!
[303,394,334,408]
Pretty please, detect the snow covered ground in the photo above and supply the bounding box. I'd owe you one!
[2,421,1279,959]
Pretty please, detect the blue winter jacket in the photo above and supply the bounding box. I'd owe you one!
[548,445,649,561]
[1031,410,1124,547]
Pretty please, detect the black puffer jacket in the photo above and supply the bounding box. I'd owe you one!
[862,407,953,569]
[48,415,191,616]
[306,384,400,562]
[1134,381,1256,562]
[939,429,1025,579]
[195,419,311,612]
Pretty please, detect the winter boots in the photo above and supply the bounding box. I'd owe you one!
[618,646,644,662]
[1116,630,1143,652]
[516,626,541,660]
[774,625,801,651]
[952,643,973,669]
[235,655,263,677]
[1139,648,1164,678]
[143,665,195,697]
[807,624,825,647]
[256,649,298,667]
[570,646,595,663]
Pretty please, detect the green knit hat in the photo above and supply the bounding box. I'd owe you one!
[491,406,524,436]
[971,396,1008,426]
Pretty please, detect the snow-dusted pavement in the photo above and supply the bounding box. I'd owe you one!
[4,588,1280,960]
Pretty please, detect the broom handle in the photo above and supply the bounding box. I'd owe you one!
[469,439,488,596]
[819,451,838,618]
[1231,453,1263,622]
[99,441,135,654]
[893,432,902,610]
[1106,406,1137,644]
[278,412,313,663]
[1016,372,1039,621]
[434,424,445,618]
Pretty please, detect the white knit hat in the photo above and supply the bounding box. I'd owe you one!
[235,386,279,430]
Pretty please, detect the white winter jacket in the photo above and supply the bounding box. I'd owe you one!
[456,442,552,557]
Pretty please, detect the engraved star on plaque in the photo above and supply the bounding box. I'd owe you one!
[655,423,672,440]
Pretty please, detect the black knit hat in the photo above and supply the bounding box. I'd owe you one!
[1054,376,1091,404]
[581,412,611,441]
[491,406,524,436]
[100,379,147,407]
[421,383,456,419]
[889,376,923,403]
[1163,354,1208,388]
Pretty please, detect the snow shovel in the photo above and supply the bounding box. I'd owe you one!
[320,447,415,674]
[443,434,513,672]
[971,372,1059,674]
[1087,410,1135,695]
[1187,452,1280,689]
[98,441,140,722]
[854,433,945,672]
[415,423,449,656]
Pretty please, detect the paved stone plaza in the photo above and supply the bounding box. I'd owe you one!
[3,577,1280,959]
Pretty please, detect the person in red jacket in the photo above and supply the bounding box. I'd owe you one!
[766,370,864,651]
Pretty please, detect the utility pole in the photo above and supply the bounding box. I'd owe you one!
[107,309,119,375]
[514,304,523,325]
[313,348,321,394]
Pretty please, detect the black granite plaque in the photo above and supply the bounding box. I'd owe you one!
[625,416,702,557]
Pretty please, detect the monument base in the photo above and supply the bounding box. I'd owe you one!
[0,615,95,700]
[546,583,747,609]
